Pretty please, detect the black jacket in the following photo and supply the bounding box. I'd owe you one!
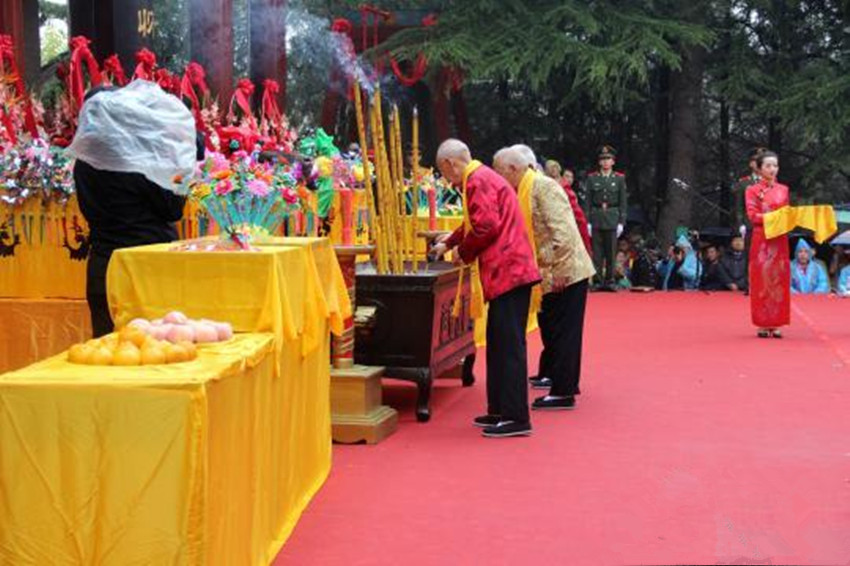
[74,160,186,258]
[701,260,734,291]
[720,251,748,291]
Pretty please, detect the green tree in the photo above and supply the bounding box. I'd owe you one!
[280,1,850,239]
[39,20,68,66]
[150,0,191,70]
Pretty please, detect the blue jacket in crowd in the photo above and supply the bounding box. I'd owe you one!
[790,240,829,294]
[658,235,702,291]
[837,265,850,295]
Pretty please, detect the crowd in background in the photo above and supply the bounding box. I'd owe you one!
[602,232,850,296]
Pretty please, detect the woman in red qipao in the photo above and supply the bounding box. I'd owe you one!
[746,151,790,338]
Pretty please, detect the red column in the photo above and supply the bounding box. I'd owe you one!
[250,0,287,112]
[0,1,24,53]
[0,0,38,82]
[189,0,234,103]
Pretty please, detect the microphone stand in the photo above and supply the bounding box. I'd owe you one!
[671,178,732,218]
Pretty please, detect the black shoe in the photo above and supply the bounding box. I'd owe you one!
[481,420,532,438]
[531,395,576,411]
[529,376,552,390]
[473,414,501,428]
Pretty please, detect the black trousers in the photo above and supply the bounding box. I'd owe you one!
[537,279,589,397]
[86,252,114,338]
[485,284,532,423]
[592,228,617,284]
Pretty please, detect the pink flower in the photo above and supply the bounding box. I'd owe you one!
[215,179,234,196]
[281,187,298,204]
[209,152,230,173]
[247,179,271,197]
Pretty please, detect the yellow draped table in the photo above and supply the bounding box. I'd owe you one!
[0,298,91,373]
[0,334,324,565]
[0,196,88,299]
[0,238,350,565]
[0,198,90,371]
[107,237,350,359]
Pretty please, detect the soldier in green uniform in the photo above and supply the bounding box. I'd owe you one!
[580,145,627,288]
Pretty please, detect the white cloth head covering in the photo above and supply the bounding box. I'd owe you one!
[67,80,196,194]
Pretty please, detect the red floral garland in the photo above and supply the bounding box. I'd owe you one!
[181,61,210,132]
[228,78,257,128]
[133,48,157,81]
[102,55,128,86]
[390,52,428,87]
[67,36,103,116]
[0,105,17,145]
[0,34,40,138]
[261,79,282,124]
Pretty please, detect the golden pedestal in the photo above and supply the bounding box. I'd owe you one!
[331,244,397,444]
[331,364,398,444]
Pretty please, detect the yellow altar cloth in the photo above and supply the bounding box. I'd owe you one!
[0,197,88,299]
[107,237,351,359]
[764,204,837,243]
[0,333,331,565]
[0,298,91,373]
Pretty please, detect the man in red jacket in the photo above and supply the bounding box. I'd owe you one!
[431,139,541,438]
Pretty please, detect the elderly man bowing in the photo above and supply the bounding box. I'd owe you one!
[430,139,541,438]
[494,145,595,410]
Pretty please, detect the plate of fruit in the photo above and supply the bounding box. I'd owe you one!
[67,326,198,366]
[127,311,234,345]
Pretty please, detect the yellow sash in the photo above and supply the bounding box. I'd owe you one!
[517,170,542,317]
[453,160,486,319]
[764,205,837,243]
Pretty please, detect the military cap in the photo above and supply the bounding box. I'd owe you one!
[598,145,616,159]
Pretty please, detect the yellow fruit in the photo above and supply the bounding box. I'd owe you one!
[102,334,119,349]
[113,344,142,366]
[68,344,93,364]
[164,343,188,363]
[177,341,197,359]
[119,326,148,348]
[140,344,167,365]
[90,347,114,366]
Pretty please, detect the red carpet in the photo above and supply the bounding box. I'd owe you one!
[275,293,850,565]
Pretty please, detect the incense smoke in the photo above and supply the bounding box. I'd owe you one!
[285,6,377,94]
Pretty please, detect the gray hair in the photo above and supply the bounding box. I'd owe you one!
[512,144,537,169]
[492,146,527,169]
[492,146,512,165]
[436,138,471,162]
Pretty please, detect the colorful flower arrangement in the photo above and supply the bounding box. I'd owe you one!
[0,138,74,207]
[187,150,301,248]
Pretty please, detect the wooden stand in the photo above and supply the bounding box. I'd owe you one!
[330,364,398,444]
[331,245,398,444]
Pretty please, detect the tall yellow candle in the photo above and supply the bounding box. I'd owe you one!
[411,106,420,271]
[353,84,383,270]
